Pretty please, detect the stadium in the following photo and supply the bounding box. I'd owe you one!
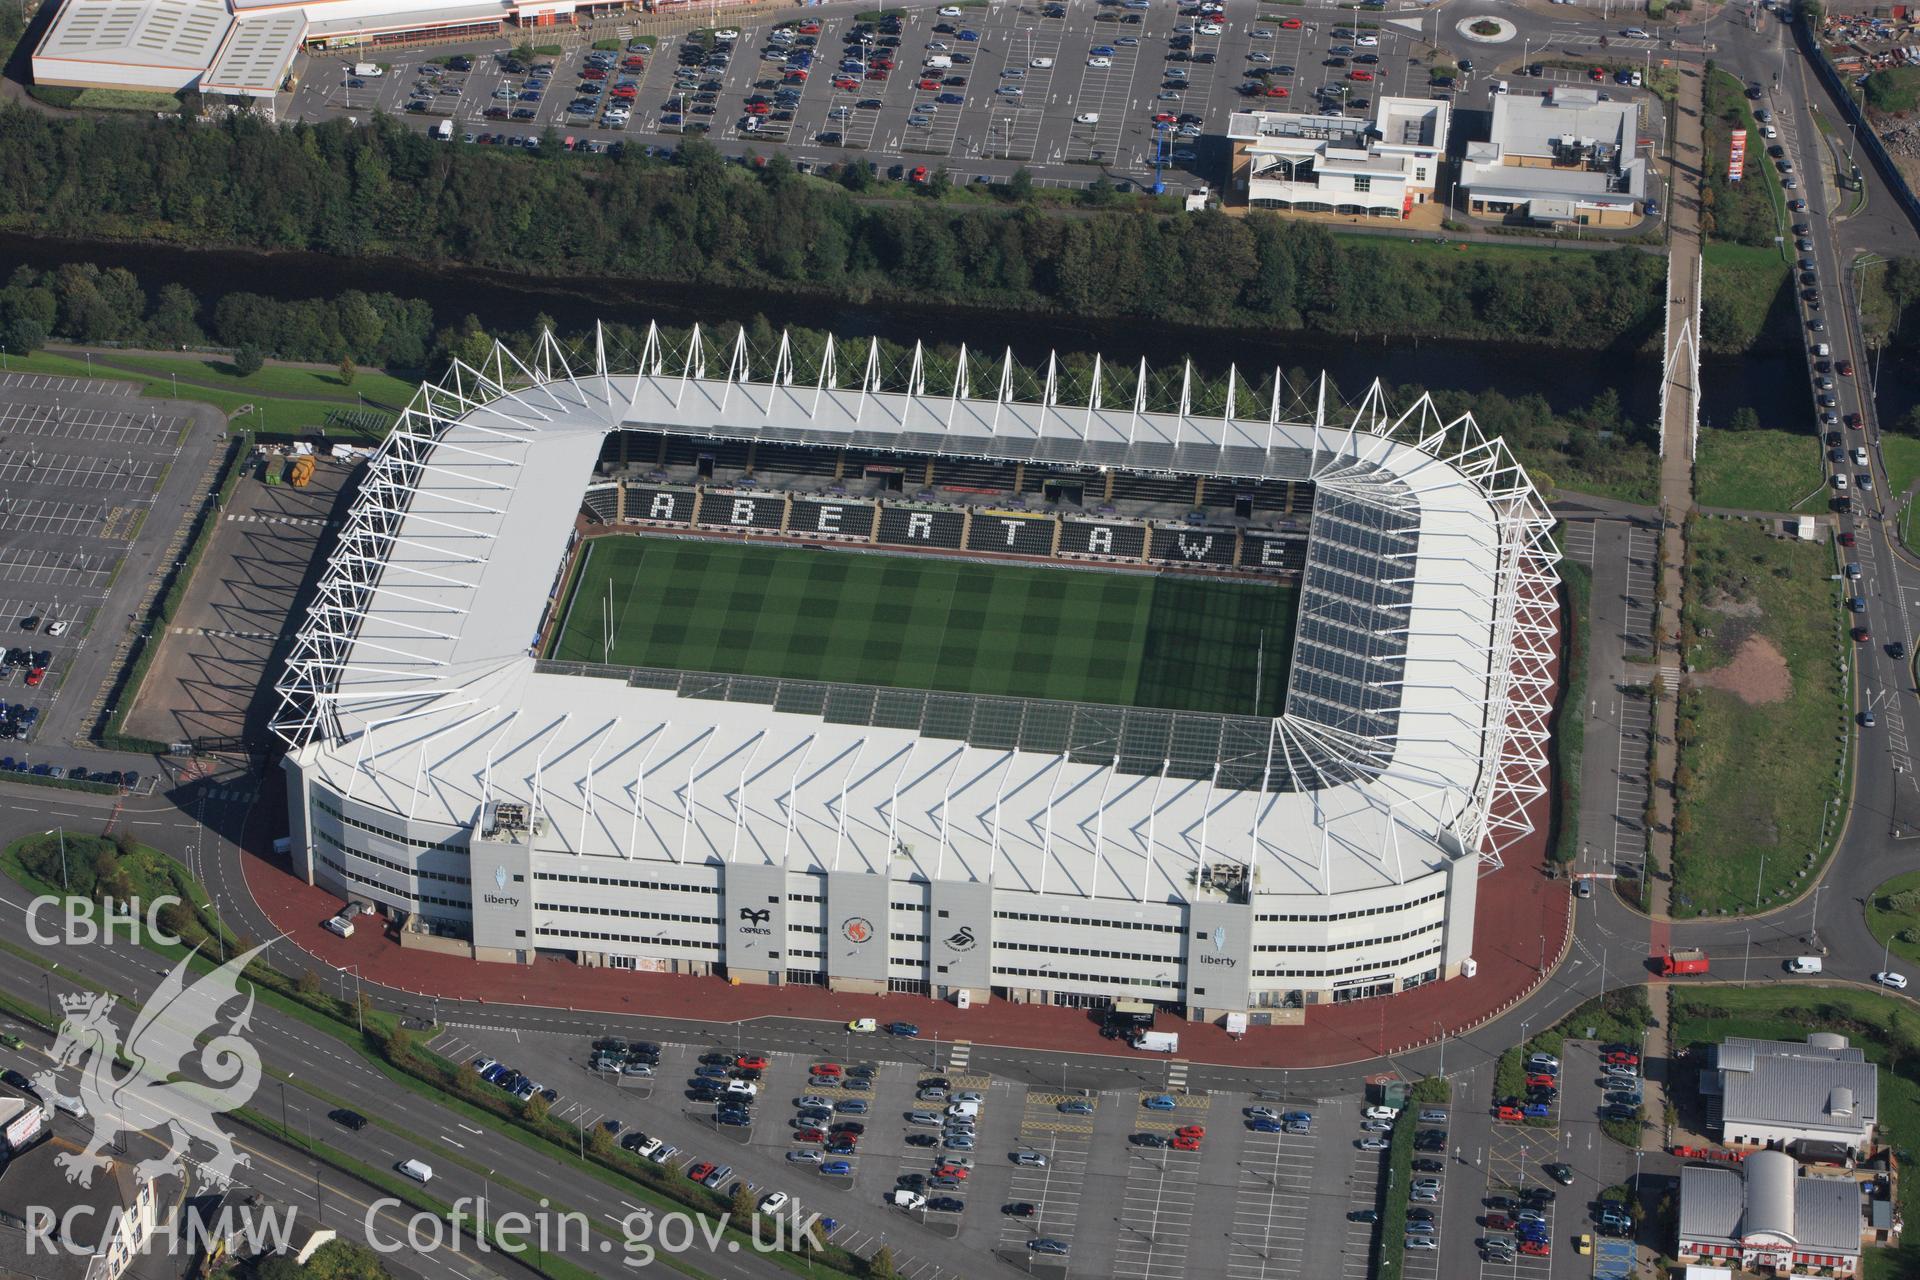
[272,325,1559,1023]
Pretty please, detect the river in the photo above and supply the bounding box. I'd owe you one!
[0,232,1857,432]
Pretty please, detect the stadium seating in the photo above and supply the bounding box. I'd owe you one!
[698,491,787,533]
[581,485,621,525]
[1110,472,1203,510]
[876,504,966,550]
[663,436,751,482]
[752,441,843,484]
[937,458,1016,494]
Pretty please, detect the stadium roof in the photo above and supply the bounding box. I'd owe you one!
[276,327,1557,899]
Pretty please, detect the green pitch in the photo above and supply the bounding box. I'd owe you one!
[550,537,1297,715]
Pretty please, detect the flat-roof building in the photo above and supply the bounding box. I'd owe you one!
[1678,1150,1866,1276]
[1700,1033,1880,1155]
[1227,97,1448,218]
[1458,86,1650,227]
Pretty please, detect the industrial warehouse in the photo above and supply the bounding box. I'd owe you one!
[270,325,1559,1025]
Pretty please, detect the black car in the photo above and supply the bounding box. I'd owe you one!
[3,1068,37,1094]
[1130,1132,1169,1147]
[1544,1163,1575,1186]
[1413,1158,1444,1173]
[1347,1209,1378,1223]
[906,1133,939,1147]
[1005,1202,1038,1217]
[329,1108,369,1131]
[829,1122,866,1135]
[1892,641,1909,659]
[898,1173,928,1190]
[927,1197,965,1213]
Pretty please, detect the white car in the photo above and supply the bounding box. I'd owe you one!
[712,27,739,39]
[1198,22,1222,34]
[1087,55,1112,67]
[787,1151,823,1164]
[939,3,963,12]
[1406,1237,1438,1251]
[1355,34,1377,45]
[1076,112,1100,123]
[847,1017,877,1032]
[1363,1106,1400,1121]
[1031,57,1054,68]
[46,620,67,637]
[1877,971,1909,990]
[1249,51,1271,62]
[1623,25,1651,37]
[758,1191,790,1214]
[1250,27,1274,38]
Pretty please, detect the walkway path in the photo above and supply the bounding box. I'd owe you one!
[1644,62,1709,1153]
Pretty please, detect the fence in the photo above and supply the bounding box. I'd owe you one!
[1794,14,1920,236]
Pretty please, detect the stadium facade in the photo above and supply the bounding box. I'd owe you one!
[272,327,1559,1022]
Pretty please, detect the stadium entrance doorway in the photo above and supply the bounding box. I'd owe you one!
[1043,479,1084,506]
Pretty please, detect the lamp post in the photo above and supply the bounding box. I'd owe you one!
[44,829,66,891]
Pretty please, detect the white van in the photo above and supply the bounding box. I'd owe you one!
[397,1159,434,1183]
[946,1100,981,1119]
[1814,342,1831,358]
[925,53,953,69]
[891,1189,927,1210]
[1494,80,1510,95]
[1031,57,1054,68]
[1787,956,1824,974]
[323,915,355,938]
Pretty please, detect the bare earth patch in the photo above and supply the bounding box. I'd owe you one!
[1693,635,1792,705]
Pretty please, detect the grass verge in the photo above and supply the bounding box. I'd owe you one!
[1866,870,1920,970]
[1553,554,1592,863]
[1695,428,1826,511]
[1375,1110,1415,1277]
[1672,518,1849,916]
[1701,241,1790,354]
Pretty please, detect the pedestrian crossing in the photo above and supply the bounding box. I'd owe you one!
[225,513,335,527]
[947,1039,971,1075]
[1166,1059,1190,1092]
[171,626,279,641]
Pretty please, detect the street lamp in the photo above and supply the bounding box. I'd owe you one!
[43,828,66,891]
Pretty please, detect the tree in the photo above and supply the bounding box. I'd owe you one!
[232,344,264,376]
[513,40,535,64]
[297,970,321,998]
[868,1246,899,1279]
[839,160,871,192]
[587,1124,615,1158]
[731,1180,757,1221]
[338,355,356,386]
[1725,405,1761,433]
[927,167,953,197]
[1008,168,1035,202]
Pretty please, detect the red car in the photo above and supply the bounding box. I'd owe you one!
[1265,85,1289,97]
[1852,627,1871,643]
[1589,66,1605,80]
[736,1054,769,1069]
[687,1161,716,1183]
[1348,69,1373,80]
[911,165,929,183]
[811,1063,843,1077]
[611,85,637,98]
[794,1127,827,1142]
[798,20,821,33]
[833,75,859,89]
[872,56,895,69]
[25,668,43,686]
[1171,1134,1202,1151]
[1176,1125,1205,1140]
[622,57,645,70]
[1280,15,1301,27]
[1154,111,1177,123]
[786,69,809,81]
[1485,1213,1511,1232]
[1840,531,1857,547]
[1846,412,1864,429]
[583,68,607,80]
[744,101,771,114]
[1525,1073,1555,1088]
[1496,1105,1524,1122]
[919,77,941,89]
[1520,1240,1550,1257]
[1838,359,1855,376]
[934,1164,969,1180]
[866,69,889,80]
[1604,1051,1639,1067]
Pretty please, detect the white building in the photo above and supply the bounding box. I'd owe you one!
[272,326,1558,1022]
[1703,1034,1880,1155]
[31,0,623,99]
[1459,86,1650,227]
[1227,97,1448,218]
[1679,1150,1864,1276]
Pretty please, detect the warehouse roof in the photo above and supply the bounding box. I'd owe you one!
[35,0,230,72]
[1714,1035,1878,1141]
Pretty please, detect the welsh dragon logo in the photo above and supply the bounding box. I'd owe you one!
[36,944,269,1189]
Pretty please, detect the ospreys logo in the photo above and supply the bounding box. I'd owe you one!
[943,926,977,953]
[739,908,772,927]
[842,917,874,944]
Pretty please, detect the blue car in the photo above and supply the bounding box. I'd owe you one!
[1522,1102,1550,1118]
[1143,1095,1177,1111]
[888,1022,920,1037]
[694,1066,728,1079]
[958,28,979,39]
[1091,44,1115,55]
[836,1099,868,1114]
[937,92,963,103]
[1249,1118,1283,1133]
[1282,1111,1312,1124]
[820,1159,853,1175]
